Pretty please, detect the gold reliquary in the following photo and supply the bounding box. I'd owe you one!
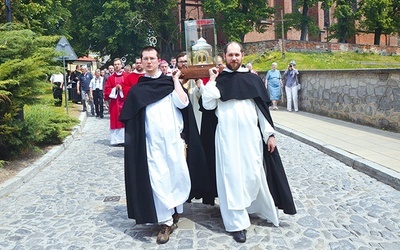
[181,19,217,79]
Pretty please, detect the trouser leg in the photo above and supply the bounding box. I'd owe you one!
[285,86,292,111]
[93,91,100,115]
[292,86,299,111]
[98,91,104,116]
[81,90,87,111]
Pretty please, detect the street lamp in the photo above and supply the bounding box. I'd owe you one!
[54,37,78,114]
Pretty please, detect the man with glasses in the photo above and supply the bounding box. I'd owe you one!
[176,52,202,130]
[120,46,211,244]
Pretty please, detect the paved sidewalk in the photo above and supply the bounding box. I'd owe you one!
[0,111,399,249]
[270,109,400,190]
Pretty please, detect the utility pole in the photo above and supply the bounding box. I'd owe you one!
[281,9,285,59]
[5,0,12,23]
[180,0,186,51]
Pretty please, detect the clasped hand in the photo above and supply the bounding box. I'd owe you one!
[209,67,219,81]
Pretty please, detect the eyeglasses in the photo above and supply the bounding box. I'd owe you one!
[178,60,187,64]
[142,57,157,62]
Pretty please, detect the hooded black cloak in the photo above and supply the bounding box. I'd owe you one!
[119,74,215,224]
[211,70,297,215]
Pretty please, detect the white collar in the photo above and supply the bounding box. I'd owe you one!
[145,70,162,79]
[223,66,249,73]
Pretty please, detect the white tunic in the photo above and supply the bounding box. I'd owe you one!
[144,73,191,223]
[202,75,279,231]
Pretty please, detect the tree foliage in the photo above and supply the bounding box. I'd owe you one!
[359,0,394,45]
[393,0,400,34]
[202,0,274,42]
[66,0,178,62]
[0,26,64,159]
[328,0,360,43]
[0,27,60,109]
[0,0,70,36]
[283,0,328,41]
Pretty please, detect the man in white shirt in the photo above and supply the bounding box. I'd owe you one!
[89,69,104,118]
[50,72,64,106]
[120,46,212,245]
[202,42,296,243]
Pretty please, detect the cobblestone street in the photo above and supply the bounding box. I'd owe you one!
[0,114,399,249]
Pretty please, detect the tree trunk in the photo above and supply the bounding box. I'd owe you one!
[374,27,382,45]
[300,1,309,41]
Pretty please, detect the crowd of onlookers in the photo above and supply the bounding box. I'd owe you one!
[50,56,301,114]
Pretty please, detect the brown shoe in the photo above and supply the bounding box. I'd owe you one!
[156,224,175,244]
[172,212,180,224]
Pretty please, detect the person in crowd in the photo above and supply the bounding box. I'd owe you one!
[217,55,226,72]
[68,65,81,103]
[124,64,132,73]
[176,52,202,129]
[169,57,177,70]
[89,69,104,118]
[77,65,94,114]
[283,60,300,112]
[265,62,283,110]
[119,46,212,244]
[246,62,257,74]
[132,57,145,74]
[202,41,296,243]
[123,65,145,98]
[159,59,171,75]
[103,65,115,112]
[69,65,81,88]
[50,71,64,107]
[103,65,114,87]
[104,58,127,145]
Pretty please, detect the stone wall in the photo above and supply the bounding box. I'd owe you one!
[260,69,400,132]
[243,40,400,55]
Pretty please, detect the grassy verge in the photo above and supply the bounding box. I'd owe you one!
[245,51,400,71]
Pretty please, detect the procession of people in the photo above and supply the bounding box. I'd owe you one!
[61,42,297,244]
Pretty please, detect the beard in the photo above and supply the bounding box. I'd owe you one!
[226,60,242,71]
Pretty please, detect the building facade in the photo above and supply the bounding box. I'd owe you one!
[176,0,399,50]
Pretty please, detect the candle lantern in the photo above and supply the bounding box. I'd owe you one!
[181,19,217,79]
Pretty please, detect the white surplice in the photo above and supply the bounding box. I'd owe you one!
[202,71,280,232]
[144,72,191,223]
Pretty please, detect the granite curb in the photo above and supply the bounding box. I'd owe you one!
[275,124,400,191]
[0,112,87,198]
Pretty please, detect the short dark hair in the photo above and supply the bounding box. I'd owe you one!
[140,46,159,59]
[223,41,244,54]
[176,51,186,61]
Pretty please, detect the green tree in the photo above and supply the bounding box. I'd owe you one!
[284,0,332,41]
[390,0,400,34]
[359,0,393,45]
[202,0,274,42]
[0,0,71,36]
[0,26,62,159]
[0,28,59,110]
[328,0,359,43]
[66,0,178,61]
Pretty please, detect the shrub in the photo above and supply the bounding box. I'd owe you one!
[0,104,78,161]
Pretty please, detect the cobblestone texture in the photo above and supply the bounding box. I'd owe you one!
[0,115,399,249]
